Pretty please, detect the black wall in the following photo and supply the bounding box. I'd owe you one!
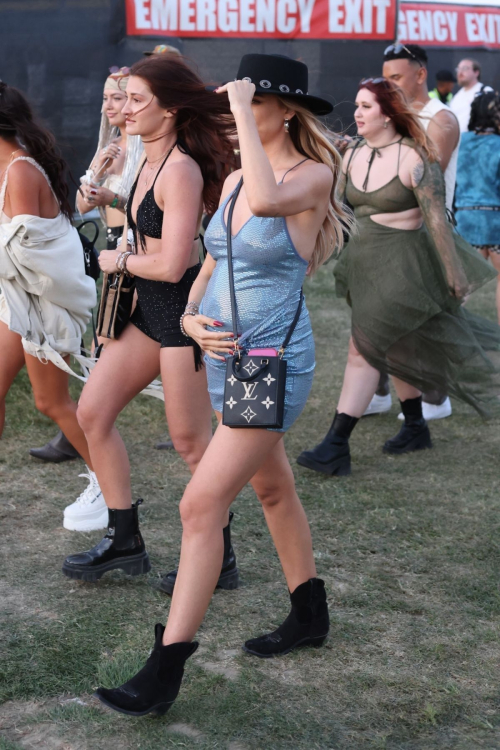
[1,0,499,196]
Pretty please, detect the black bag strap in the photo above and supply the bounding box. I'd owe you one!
[226,176,303,359]
[76,220,99,246]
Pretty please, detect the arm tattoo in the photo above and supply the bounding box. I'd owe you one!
[413,160,424,187]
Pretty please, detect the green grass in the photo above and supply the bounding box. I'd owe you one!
[1,263,500,749]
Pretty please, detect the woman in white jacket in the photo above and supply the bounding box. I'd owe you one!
[0,81,102,525]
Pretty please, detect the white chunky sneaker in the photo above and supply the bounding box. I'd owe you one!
[397,397,452,421]
[362,393,392,416]
[63,468,108,532]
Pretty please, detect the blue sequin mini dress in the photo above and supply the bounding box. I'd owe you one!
[202,184,315,432]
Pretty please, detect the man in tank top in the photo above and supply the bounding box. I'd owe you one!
[383,44,459,213]
[363,44,460,421]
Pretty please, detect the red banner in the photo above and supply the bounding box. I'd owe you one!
[125,0,396,39]
[399,3,500,48]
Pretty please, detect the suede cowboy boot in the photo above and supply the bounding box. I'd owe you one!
[243,578,329,658]
[296,411,359,476]
[159,512,239,595]
[29,430,81,463]
[95,623,198,717]
[383,396,432,454]
[62,499,150,582]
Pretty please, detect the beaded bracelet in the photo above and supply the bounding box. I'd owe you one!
[185,301,200,314]
[115,251,126,273]
[122,251,133,276]
[180,310,197,338]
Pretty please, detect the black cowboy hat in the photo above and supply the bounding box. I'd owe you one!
[213,54,333,116]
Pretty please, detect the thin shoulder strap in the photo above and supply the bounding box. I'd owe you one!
[0,156,57,215]
[279,158,310,184]
[151,144,176,190]
[396,138,404,174]
[345,139,363,176]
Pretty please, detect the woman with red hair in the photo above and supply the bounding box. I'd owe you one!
[298,77,500,477]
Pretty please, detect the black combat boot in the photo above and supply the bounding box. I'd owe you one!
[95,623,198,717]
[296,411,359,476]
[62,499,150,582]
[29,430,81,462]
[383,396,432,454]
[159,512,239,595]
[243,578,329,658]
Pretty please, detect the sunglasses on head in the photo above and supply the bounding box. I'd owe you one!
[359,77,386,86]
[109,66,131,76]
[384,43,423,67]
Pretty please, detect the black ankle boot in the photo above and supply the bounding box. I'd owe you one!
[62,499,150,582]
[383,397,432,455]
[95,623,198,717]
[29,430,81,463]
[243,578,329,658]
[296,411,358,476]
[159,512,239,595]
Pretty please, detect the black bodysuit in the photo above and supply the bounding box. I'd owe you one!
[126,147,202,363]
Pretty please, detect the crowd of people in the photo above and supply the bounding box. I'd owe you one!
[0,41,499,719]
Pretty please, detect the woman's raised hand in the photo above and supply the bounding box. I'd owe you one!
[93,142,121,174]
[215,80,256,114]
[182,314,236,362]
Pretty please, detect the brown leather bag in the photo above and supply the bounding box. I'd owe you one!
[96,221,135,339]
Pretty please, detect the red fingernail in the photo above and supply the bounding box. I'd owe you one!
[213,321,224,327]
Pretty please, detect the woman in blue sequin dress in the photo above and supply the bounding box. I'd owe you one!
[94,54,352,719]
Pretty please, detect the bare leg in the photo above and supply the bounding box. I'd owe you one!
[391,376,421,402]
[24,352,93,467]
[0,322,25,437]
[250,438,316,592]
[163,423,284,645]
[337,337,381,417]
[160,347,213,475]
[76,323,161,509]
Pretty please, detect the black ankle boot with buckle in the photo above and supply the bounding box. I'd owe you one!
[243,578,329,658]
[296,411,359,476]
[383,396,432,454]
[159,512,239,595]
[95,623,198,717]
[62,499,150,582]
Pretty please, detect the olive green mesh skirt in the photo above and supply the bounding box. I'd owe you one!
[334,218,500,416]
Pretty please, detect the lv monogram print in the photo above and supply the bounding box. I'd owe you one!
[223,356,285,428]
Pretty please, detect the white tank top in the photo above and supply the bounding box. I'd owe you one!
[419,98,460,212]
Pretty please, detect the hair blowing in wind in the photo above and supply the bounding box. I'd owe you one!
[129,55,237,217]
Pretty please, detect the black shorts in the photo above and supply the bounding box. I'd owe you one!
[130,263,201,350]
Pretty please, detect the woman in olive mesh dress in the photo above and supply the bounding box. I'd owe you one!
[298,77,500,477]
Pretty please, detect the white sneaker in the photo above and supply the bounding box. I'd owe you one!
[63,468,108,532]
[363,393,392,416]
[397,397,452,421]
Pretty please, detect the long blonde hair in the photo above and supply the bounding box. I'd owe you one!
[278,97,354,275]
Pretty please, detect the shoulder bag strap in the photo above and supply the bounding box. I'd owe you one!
[279,289,304,356]
[226,177,244,350]
[226,176,304,357]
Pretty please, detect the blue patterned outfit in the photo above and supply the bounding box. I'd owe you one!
[201,186,315,432]
[455,132,500,248]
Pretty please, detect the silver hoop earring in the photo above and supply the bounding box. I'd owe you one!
[284,119,290,133]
